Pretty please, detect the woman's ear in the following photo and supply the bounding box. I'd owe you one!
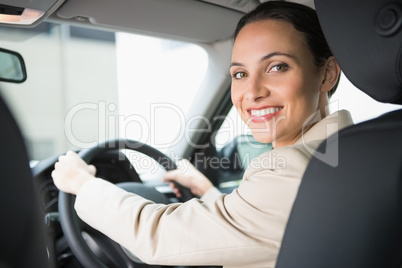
[321,56,341,93]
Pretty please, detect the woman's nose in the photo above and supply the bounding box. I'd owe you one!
[244,75,270,101]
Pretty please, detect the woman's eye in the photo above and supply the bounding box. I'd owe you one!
[233,72,248,79]
[269,64,289,73]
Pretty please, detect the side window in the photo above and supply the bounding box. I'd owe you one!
[215,106,272,167]
[196,105,272,193]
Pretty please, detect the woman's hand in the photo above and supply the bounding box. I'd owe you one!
[163,159,213,198]
[51,150,97,195]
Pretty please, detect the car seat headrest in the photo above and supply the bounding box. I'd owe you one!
[315,0,402,104]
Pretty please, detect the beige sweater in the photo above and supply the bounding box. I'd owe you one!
[75,110,353,267]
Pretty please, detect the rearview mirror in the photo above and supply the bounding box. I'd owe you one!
[0,48,26,83]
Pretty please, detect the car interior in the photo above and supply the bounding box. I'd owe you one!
[0,0,401,267]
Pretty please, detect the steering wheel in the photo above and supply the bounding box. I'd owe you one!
[58,139,194,268]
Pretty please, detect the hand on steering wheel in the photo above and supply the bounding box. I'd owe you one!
[163,159,214,198]
[56,139,195,268]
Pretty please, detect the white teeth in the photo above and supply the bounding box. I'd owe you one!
[251,107,282,116]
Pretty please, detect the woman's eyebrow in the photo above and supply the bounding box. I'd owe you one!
[230,62,244,68]
[259,52,296,63]
[230,52,296,68]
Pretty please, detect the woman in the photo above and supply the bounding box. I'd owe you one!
[52,1,353,267]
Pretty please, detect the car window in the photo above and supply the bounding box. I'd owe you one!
[214,106,251,151]
[116,33,208,152]
[0,23,208,163]
[329,73,400,123]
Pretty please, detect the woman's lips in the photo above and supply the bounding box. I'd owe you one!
[248,106,283,122]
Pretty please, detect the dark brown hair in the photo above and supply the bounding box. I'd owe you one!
[234,1,339,98]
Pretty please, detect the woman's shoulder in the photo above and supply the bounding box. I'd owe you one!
[243,110,354,179]
[244,142,320,179]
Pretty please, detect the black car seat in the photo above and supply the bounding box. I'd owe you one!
[276,0,402,267]
[0,92,49,267]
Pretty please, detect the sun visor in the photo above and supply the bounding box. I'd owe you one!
[315,0,402,104]
[52,0,244,43]
[0,0,65,27]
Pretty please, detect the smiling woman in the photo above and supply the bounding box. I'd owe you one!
[0,0,400,267]
[230,3,341,148]
[51,2,354,267]
[230,19,339,148]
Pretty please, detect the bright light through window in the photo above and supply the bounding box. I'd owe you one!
[116,33,208,152]
[331,73,400,123]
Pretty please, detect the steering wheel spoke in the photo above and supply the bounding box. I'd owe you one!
[83,227,136,268]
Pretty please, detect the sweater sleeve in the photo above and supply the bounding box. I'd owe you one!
[200,187,222,202]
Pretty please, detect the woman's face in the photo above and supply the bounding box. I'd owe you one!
[230,20,327,148]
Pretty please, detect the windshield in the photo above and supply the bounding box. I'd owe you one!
[0,23,207,161]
